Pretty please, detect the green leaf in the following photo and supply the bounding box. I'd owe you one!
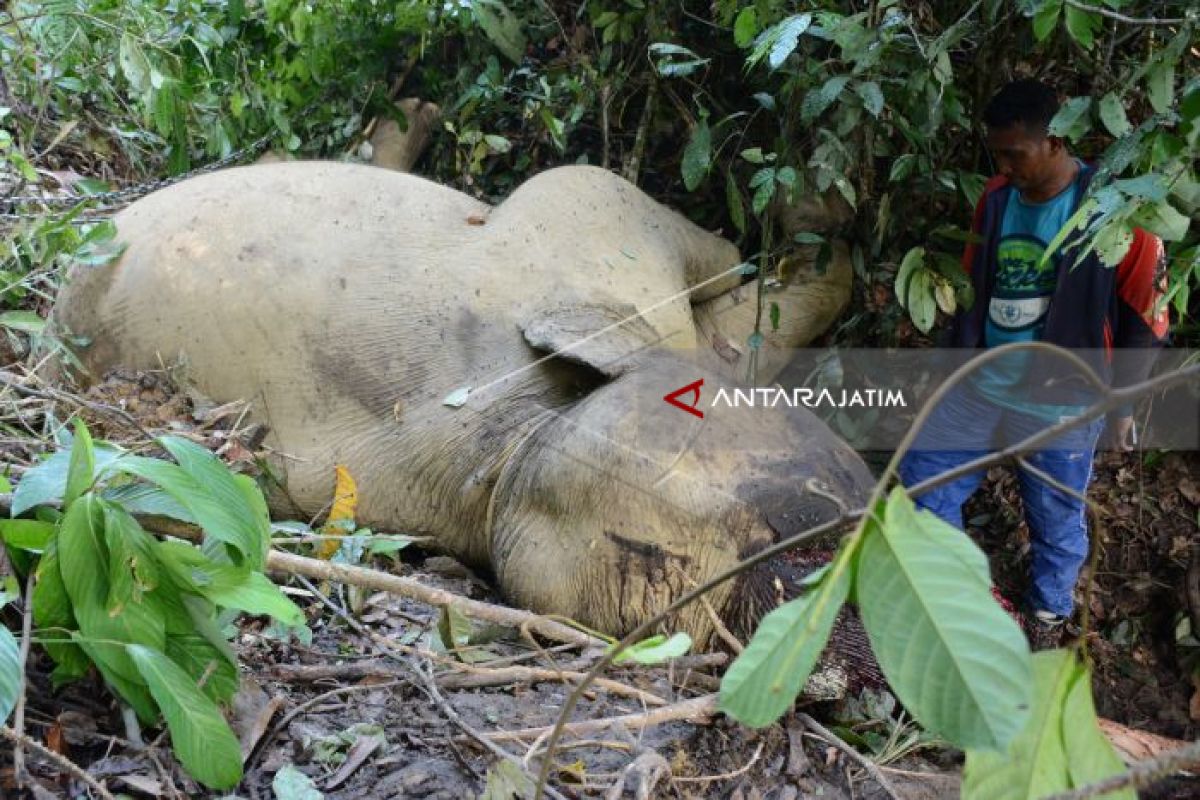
[934,281,957,315]
[726,172,746,235]
[118,33,151,94]
[907,270,937,333]
[770,301,781,331]
[273,764,323,799]
[733,7,758,48]
[165,635,239,704]
[649,43,710,78]
[1048,97,1092,142]
[748,13,812,71]
[128,644,243,790]
[31,541,90,686]
[101,501,161,616]
[1032,0,1062,42]
[740,147,766,164]
[468,0,526,64]
[613,632,692,665]
[478,760,534,800]
[857,488,1032,750]
[1131,201,1190,242]
[0,311,46,334]
[0,625,20,723]
[114,437,268,570]
[889,154,917,183]
[11,443,124,517]
[63,419,95,510]
[894,247,925,310]
[856,81,884,118]
[155,541,303,627]
[720,545,852,727]
[1062,664,1133,798]
[962,650,1074,798]
[0,520,55,551]
[1098,93,1131,138]
[802,76,851,123]
[1146,62,1175,115]
[1092,222,1134,267]
[681,117,712,191]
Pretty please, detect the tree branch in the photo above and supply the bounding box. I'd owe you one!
[1064,0,1188,25]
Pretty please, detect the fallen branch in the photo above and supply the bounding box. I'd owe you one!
[0,725,116,800]
[436,662,668,707]
[799,712,900,800]
[0,491,606,651]
[484,693,718,743]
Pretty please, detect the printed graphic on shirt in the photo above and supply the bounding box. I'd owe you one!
[988,234,1057,336]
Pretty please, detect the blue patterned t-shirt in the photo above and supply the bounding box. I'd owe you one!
[975,162,1085,418]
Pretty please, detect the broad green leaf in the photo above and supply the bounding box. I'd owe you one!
[1064,4,1099,49]
[613,632,691,665]
[894,247,925,310]
[118,33,151,94]
[155,540,303,627]
[740,147,765,164]
[649,43,710,78]
[1032,0,1062,42]
[1146,62,1175,114]
[720,546,852,727]
[962,651,1075,799]
[934,281,957,315]
[0,519,55,551]
[726,172,746,235]
[0,625,20,723]
[681,117,712,191]
[58,497,165,688]
[1048,97,1091,142]
[1063,665,1133,798]
[101,501,161,615]
[801,76,851,124]
[733,7,758,48]
[102,484,194,523]
[907,270,937,333]
[748,14,812,71]
[478,760,533,800]
[115,441,266,570]
[128,645,243,790]
[1115,174,1169,203]
[1098,93,1131,138]
[468,0,526,64]
[63,419,95,510]
[1092,222,1134,267]
[770,301,781,332]
[1039,198,1094,268]
[0,311,46,334]
[856,81,884,118]
[438,604,474,650]
[857,488,1032,751]
[889,154,917,183]
[1131,201,1190,242]
[11,443,124,517]
[31,542,90,685]
[165,635,239,704]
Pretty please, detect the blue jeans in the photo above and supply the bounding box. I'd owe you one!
[898,383,1104,617]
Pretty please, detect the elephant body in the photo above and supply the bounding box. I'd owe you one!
[53,162,873,645]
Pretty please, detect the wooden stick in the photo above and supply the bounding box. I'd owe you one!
[484,694,718,743]
[0,725,116,800]
[799,713,900,799]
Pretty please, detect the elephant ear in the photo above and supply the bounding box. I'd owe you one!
[518,300,663,378]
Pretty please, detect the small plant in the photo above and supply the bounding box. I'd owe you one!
[0,419,304,790]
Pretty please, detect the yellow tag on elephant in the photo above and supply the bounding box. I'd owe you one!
[318,464,358,559]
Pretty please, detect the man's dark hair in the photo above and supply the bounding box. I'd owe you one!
[983,79,1060,136]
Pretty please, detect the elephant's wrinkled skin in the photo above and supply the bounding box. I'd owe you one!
[52,163,873,646]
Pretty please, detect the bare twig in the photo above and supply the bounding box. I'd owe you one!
[622,80,657,184]
[1063,0,1188,25]
[673,741,764,784]
[799,713,900,799]
[485,693,718,743]
[1043,738,1200,800]
[0,725,117,800]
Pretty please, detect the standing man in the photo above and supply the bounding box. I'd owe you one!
[899,79,1169,649]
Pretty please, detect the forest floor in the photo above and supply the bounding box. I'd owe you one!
[0,364,1196,798]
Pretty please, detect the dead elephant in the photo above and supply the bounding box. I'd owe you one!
[52,163,875,652]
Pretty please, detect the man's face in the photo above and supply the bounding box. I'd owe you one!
[985,123,1060,193]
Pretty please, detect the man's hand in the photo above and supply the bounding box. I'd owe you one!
[1105,416,1137,451]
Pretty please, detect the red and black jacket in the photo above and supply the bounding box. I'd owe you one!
[951,166,1170,413]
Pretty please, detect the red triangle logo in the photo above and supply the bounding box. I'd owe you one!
[663,378,705,419]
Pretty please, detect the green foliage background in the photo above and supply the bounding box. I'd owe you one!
[1,0,1197,346]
